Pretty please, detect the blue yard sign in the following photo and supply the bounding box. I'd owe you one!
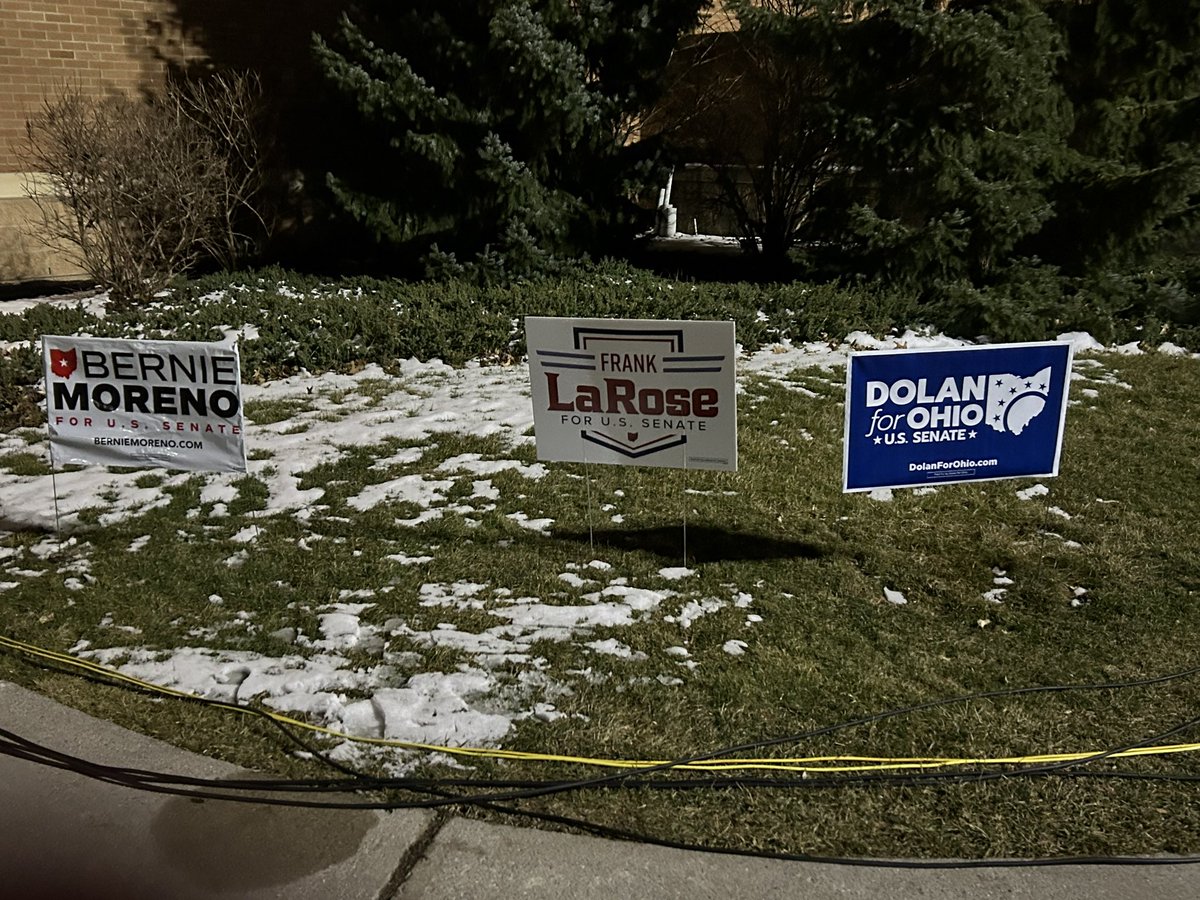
[843,342,1074,492]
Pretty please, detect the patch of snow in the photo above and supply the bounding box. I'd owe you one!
[436,453,548,479]
[1016,483,1049,501]
[347,475,454,513]
[1158,342,1191,357]
[0,290,109,319]
[369,448,426,469]
[311,603,378,652]
[386,553,434,566]
[419,582,487,609]
[657,567,695,581]
[666,596,725,628]
[1057,332,1104,352]
[584,639,645,660]
[506,512,554,533]
[339,670,515,747]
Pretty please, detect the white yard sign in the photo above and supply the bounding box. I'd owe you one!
[43,335,246,473]
[526,317,737,471]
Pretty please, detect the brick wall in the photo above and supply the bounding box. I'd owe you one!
[0,1,344,281]
[0,1,186,280]
[2,1,348,173]
[0,1,191,173]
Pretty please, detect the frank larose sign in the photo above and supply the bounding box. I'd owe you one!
[526,317,737,471]
[43,335,247,473]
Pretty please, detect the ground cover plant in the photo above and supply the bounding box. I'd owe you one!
[1,271,1199,861]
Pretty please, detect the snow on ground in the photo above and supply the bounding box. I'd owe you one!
[1,289,1196,766]
[0,288,110,321]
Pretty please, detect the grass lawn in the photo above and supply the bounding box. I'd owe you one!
[1,279,1199,861]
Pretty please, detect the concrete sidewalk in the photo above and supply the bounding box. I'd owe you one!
[2,681,1197,900]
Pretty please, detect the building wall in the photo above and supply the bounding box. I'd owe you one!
[0,1,344,282]
[1,1,182,280]
[0,172,82,281]
[1,1,732,281]
[0,1,184,174]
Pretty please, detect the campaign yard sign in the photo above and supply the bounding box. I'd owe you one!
[843,342,1073,492]
[526,317,737,471]
[43,335,247,473]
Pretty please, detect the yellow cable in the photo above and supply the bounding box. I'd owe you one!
[4,634,1198,774]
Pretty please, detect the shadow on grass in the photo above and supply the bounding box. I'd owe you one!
[554,524,823,563]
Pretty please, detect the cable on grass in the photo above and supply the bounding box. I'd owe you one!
[5,633,1200,775]
[9,632,1200,868]
[7,724,1200,870]
[8,634,1200,800]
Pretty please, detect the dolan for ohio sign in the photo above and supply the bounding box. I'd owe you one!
[43,335,247,473]
[844,342,1073,492]
[526,317,737,471]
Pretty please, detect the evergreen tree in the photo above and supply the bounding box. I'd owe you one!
[699,2,1069,282]
[314,1,706,278]
[1031,0,1200,276]
[820,0,1070,286]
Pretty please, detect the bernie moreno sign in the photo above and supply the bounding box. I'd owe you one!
[526,317,737,471]
[843,341,1073,492]
[42,335,247,473]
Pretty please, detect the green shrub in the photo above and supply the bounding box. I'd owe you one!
[5,258,1193,435]
[3,262,911,393]
[931,261,1071,343]
[0,346,44,430]
[923,258,1200,346]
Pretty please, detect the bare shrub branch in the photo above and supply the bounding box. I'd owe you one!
[20,74,267,305]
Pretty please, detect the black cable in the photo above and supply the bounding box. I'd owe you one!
[267,663,1200,808]
[49,652,1200,806]
[9,646,1200,806]
[5,702,1200,806]
[478,803,1200,870]
[9,645,1200,866]
[9,724,1200,797]
[7,730,1200,870]
[12,639,1200,790]
[4,652,386,782]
